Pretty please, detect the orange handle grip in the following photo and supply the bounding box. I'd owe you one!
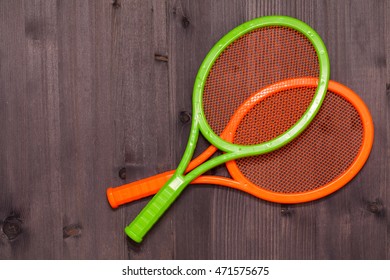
[107,170,174,208]
[107,169,244,209]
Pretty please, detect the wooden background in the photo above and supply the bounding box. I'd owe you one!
[0,0,389,260]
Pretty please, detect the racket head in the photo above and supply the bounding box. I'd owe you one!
[192,16,330,156]
[226,78,374,203]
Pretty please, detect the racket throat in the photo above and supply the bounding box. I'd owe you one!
[167,175,185,191]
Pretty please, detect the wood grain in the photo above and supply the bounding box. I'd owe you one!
[0,0,388,259]
[0,0,63,259]
[118,0,174,260]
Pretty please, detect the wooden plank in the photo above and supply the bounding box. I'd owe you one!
[117,0,174,259]
[0,0,63,259]
[56,0,125,259]
[386,0,390,261]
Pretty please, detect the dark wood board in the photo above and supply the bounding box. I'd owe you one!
[0,0,388,260]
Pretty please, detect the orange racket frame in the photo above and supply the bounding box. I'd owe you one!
[107,78,374,207]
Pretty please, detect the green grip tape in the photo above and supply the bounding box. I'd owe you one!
[125,176,185,242]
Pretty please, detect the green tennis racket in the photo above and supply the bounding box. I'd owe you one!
[126,16,330,243]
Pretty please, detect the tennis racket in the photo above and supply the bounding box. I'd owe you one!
[108,78,373,206]
[125,16,330,242]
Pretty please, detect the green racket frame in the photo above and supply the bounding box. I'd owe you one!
[125,15,330,243]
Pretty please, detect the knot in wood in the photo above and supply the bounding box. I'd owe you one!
[367,200,383,215]
[181,16,190,29]
[63,224,82,239]
[179,111,191,124]
[112,0,121,8]
[119,167,126,180]
[2,216,22,240]
[280,206,292,216]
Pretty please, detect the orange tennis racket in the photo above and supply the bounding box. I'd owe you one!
[107,78,374,206]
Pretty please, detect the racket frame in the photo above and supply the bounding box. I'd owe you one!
[225,79,374,204]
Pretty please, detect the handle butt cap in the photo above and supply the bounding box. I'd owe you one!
[106,188,119,209]
[125,226,143,243]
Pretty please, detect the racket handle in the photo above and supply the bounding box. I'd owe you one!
[125,175,186,243]
[106,170,174,208]
[107,146,217,208]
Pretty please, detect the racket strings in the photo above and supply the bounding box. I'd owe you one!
[203,26,319,136]
[235,90,364,194]
[233,87,316,145]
